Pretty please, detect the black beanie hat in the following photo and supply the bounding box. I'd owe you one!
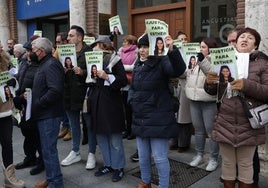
[23,41,32,50]
[137,34,149,48]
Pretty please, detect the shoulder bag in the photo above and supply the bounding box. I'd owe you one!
[239,97,268,129]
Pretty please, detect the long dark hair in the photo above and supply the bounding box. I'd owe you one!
[154,37,165,56]
[219,65,234,82]
[188,56,196,69]
[64,57,74,68]
[91,64,97,79]
[4,85,13,100]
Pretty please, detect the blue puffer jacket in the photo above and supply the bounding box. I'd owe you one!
[129,47,186,138]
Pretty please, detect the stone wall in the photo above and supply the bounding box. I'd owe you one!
[69,0,86,31]
[245,0,268,176]
[245,0,268,54]
[0,0,10,50]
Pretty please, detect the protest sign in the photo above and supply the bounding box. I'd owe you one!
[0,71,15,103]
[109,15,123,35]
[84,36,95,46]
[145,19,169,56]
[57,44,77,68]
[173,39,183,50]
[10,57,18,70]
[181,43,200,66]
[85,51,103,83]
[25,88,32,121]
[210,46,238,79]
[33,30,42,37]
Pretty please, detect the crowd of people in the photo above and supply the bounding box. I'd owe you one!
[0,24,267,188]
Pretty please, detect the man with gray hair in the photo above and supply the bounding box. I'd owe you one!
[30,37,64,188]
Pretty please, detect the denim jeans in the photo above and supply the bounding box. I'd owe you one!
[37,117,63,188]
[190,100,219,160]
[96,133,125,169]
[61,111,70,130]
[136,137,170,188]
[66,110,81,152]
[82,113,97,154]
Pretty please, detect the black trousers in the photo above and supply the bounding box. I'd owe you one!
[0,116,13,168]
[20,118,43,163]
[121,90,132,134]
[253,147,260,185]
[177,123,192,147]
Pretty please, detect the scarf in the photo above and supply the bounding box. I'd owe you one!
[120,45,137,65]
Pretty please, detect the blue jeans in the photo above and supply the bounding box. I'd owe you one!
[136,137,170,188]
[82,113,97,154]
[66,110,81,152]
[190,100,219,160]
[61,111,70,130]
[37,117,63,188]
[96,133,125,169]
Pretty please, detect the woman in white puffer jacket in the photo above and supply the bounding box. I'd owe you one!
[185,37,219,172]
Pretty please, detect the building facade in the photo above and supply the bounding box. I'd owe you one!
[0,0,267,175]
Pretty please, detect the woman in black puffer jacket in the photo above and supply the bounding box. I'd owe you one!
[128,34,185,188]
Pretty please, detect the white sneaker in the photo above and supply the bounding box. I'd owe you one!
[61,150,81,166]
[190,155,203,167]
[206,159,218,171]
[85,153,96,170]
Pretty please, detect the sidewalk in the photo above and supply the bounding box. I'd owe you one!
[1,126,267,188]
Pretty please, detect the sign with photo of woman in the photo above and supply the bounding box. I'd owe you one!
[57,44,77,68]
[210,45,238,79]
[109,15,123,35]
[85,51,103,83]
[145,19,169,56]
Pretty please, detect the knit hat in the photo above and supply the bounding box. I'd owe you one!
[23,41,32,50]
[137,34,149,48]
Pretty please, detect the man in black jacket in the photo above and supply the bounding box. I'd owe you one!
[60,25,92,168]
[30,37,64,188]
[14,39,45,176]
